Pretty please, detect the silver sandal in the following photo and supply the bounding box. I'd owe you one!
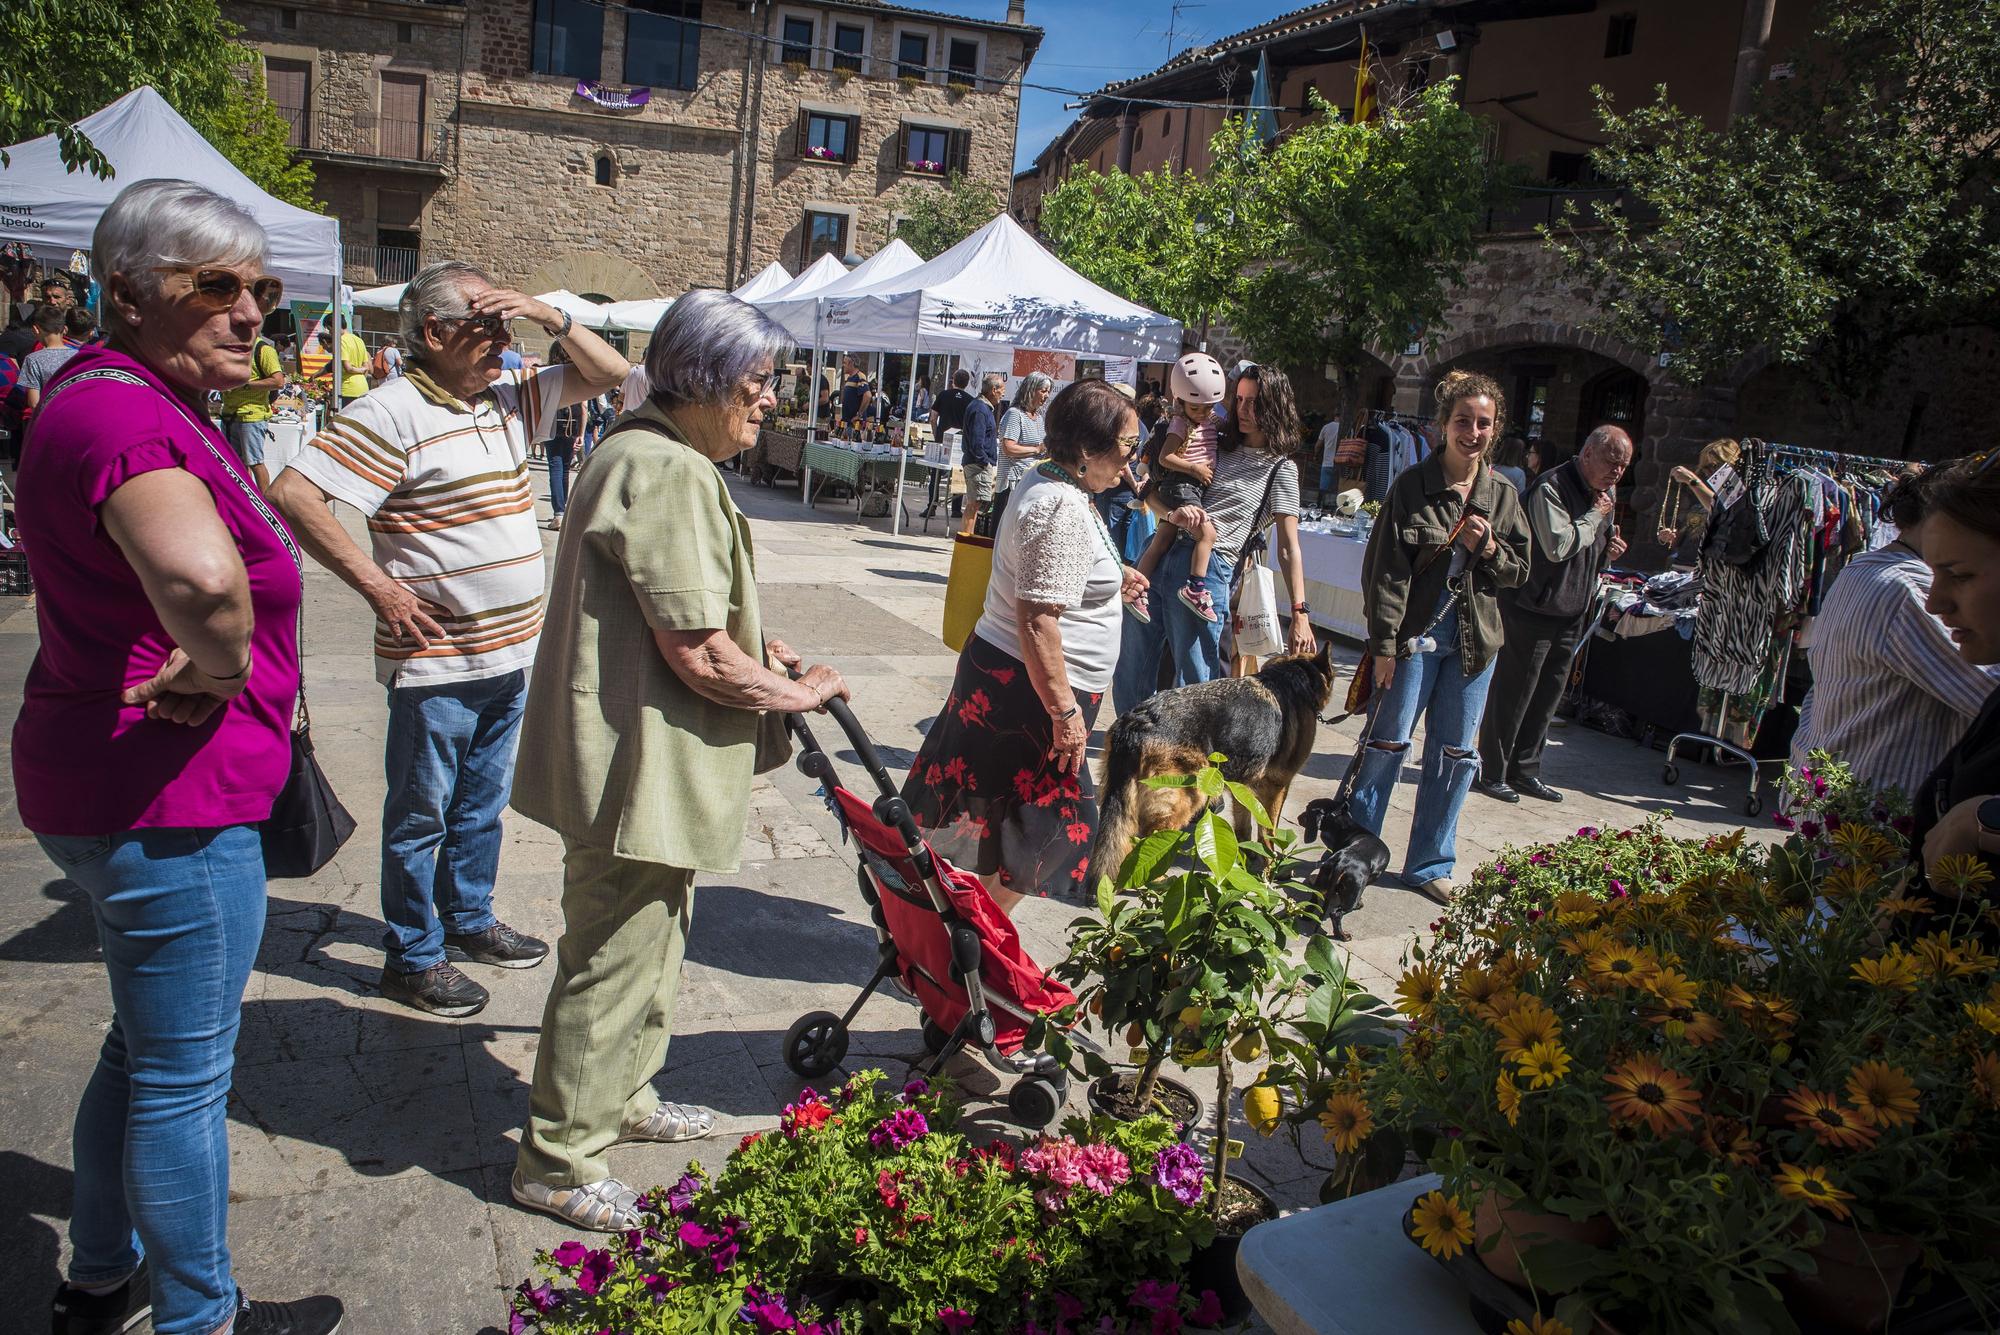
[510,1172,645,1232]
[616,1100,718,1145]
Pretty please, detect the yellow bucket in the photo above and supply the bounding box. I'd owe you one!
[941,533,994,651]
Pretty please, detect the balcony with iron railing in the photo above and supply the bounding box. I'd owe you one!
[343,244,423,285]
[282,107,452,171]
[1477,183,1654,236]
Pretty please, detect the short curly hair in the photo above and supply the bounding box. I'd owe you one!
[1432,368,1507,444]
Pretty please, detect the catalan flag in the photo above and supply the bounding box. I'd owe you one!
[1353,31,1379,124]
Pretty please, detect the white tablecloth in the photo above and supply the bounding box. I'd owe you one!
[1267,526,1370,643]
[264,418,311,474]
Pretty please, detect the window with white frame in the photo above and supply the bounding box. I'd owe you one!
[945,37,979,85]
[896,30,930,80]
[831,22,866,73]
[779,14,813,64]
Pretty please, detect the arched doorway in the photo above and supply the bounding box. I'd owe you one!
[1580,365,1648,531]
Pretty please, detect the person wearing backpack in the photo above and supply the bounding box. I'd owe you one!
[216,276,288,489]
[370,335,404,384]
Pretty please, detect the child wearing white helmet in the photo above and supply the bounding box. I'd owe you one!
[1127,351,1227,623]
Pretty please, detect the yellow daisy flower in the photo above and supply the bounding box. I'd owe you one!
[1875,894,1935,916]
[1505,1317,1573,1335]
[1511,1039,1573,1090]
[1495,998,1563,1055]
[1394,961,1445,1019]
[1783,1087,1879,1150]
[1972,1051,2000,1111]
[1723,985,1799,1037]
[1931,853,1996,895]
[1603,1056,1702,1134]
[1966,1002,2000,1037]
[1774,1162,1854,1220]
[1558,925,1612,957]
[1844,1061,1919,1129]
[1496,1071,1522,1126]
[1317,1091,1374,1154]
[1851,950,1921,991]
[1584,942,1657,988]
[1642,966,1699,1008]
[1455,966,1509,1011]
[1408,1190,1475,1259]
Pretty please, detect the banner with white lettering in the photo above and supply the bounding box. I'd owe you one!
[574,82,652,110]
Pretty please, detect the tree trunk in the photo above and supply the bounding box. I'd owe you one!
[1212,1046,1233,1213]
[1337,362,1363,443]
[1134,1050,1168,1111]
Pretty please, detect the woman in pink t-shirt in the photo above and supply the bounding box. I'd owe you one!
[15,181,341,1335]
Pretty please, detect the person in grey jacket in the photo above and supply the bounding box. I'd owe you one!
[957,372,1002,536]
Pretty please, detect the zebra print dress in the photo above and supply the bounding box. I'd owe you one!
[1692,473,1813,696]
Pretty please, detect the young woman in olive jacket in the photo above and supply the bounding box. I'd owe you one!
[1350,370,1533,904]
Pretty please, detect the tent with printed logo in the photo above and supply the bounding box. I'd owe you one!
[760,238,923,344]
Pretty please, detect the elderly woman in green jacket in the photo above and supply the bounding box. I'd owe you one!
[1346,369,1531,907]
[508,290,849,1233]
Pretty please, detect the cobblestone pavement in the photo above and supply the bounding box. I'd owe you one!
[0,467,1777,1333]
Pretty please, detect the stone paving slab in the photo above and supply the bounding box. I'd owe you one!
[0,471,1777,1333]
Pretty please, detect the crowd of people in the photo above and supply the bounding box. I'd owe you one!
[12,175,2000,1335]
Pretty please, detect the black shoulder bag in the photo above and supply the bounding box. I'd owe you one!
[51,366,356,876]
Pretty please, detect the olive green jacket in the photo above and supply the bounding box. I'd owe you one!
[511,401,765,871]
[1359,451,1532,675]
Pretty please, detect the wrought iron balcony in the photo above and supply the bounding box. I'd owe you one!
[343,244,423,284]
[298,109,451,168]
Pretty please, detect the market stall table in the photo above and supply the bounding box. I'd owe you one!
[801,440,952,531]
[1266,522,1371,643]
[1238,1174,1479,1334]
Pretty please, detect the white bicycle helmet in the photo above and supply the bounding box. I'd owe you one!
[1169,352,1227,406]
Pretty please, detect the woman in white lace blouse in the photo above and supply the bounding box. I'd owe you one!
[902,379,1147,911]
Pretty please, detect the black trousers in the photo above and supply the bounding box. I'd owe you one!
[1479,603,1587,784]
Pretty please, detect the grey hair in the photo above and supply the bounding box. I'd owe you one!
[398,259,495,359]
[980,371,1008,395]
[92,179,267,297]
[1582,424,1634,457]
[1019,370,1054,407]
[643,288,790,410]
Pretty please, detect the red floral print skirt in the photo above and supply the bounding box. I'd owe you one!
[899,633,1104,902]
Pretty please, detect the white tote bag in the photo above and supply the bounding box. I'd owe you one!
[1231,557,1285,659]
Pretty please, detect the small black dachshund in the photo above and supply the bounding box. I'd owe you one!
[1296,797,1391,941]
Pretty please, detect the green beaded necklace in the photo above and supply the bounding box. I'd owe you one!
[1034,460,1122,567]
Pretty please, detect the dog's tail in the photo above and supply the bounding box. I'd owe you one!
[1086,717,1148,897]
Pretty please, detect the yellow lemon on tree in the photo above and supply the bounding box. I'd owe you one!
[1179,1005,1205,1029]
[1243,1084,1282,1136]
[1230,1032,1265,1063]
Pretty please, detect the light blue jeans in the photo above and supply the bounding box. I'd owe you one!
[381,668,526,972]
[1110,540,1236,714]
[39,824,267,1335]
[1346,605,1496,885]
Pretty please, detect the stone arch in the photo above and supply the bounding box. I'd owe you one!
[521,250,659,303]
[1389,320,1665,393]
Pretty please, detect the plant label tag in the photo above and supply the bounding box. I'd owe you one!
[1225,1138,1245,1159]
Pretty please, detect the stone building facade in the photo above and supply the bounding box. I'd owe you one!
[226,0,1039,348]
[1009,0,1980,559]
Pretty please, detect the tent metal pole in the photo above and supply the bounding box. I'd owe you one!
[891,311,921,537]
[329,220,343,416]
[802,298,825,505]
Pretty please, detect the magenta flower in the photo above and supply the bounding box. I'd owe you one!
[868,1106,930,1150]
[1077,1142,1131,1195]
[741,1286,798,1332]
[550,1240,587,1270]
[1151,1142,1205,1207]
[1130,1279,1180,1311]
[1825,809,1843,831]
[521,1282,561,1314]
[509,1311,527,1335]
[1892,814,1915,835]
[902,1077,930,1102]
[665,1171,702,1215]
[643,1274,679,1302]
[1190,1290,1224,1325]
[1772,813,1796,831]
[1799,819,1822,840]
[575,1248,614,1296]
[939,1308,976,1331]
[1576,825,1599,838]
[679,1220,723,1250]
[1526,907,1544,923]
[1054,1293,1085,1322]
[1608,878,1628,898]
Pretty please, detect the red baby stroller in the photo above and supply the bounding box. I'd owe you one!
[778,694,1078,1128]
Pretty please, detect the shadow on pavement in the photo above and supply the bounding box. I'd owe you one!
[684,883,882,987]
[0,1149,71,1308]
[0,878,99,963]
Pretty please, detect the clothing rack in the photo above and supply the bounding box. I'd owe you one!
[1750,439,1905,477]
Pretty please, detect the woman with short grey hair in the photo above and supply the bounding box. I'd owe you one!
[18,179,343,1335]
[996,370,1054,493]
[509,288,851,1232]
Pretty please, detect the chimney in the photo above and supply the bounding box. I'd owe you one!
[1006,0,1025,25]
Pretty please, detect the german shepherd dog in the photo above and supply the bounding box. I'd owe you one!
[1087,641,1338,889]
[1295,797,1392,940]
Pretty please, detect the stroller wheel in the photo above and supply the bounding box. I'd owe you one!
[782,1010,850,1078]
[921,1019,952,1054]
[1006,1075,1065,1130]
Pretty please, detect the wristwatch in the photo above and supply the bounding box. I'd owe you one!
[1291,602,1310,616]
[547,308,574,342]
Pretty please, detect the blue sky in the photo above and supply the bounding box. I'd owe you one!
[914,0,1307,171]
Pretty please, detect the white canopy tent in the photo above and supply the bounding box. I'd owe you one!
[352,282,405,310]
[730,261,793,302]
[752,251,850,308]
[537,289,612,328]
[761,238,923,343]
[0,86,341,296]
[599,296,672,333]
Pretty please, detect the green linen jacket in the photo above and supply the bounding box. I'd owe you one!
[1359,450,1532,676]
[511,399,766,871]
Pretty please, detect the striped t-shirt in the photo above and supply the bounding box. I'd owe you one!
[286,363,564,686]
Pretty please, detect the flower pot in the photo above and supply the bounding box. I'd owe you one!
[1185,1177,1279,1326]
[1087,1070,1203,1137]
[1777,1224,1922,1334]
[1472,1193,1615,1291]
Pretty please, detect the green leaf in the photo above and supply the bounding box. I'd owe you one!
[1122,829,1184,887]
[1224,780,1273,830]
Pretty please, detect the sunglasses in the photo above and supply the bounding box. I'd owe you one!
[433,311,512,340]
[151,267,284,310]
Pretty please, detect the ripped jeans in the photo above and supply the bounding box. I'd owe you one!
[1346,604,1496,885]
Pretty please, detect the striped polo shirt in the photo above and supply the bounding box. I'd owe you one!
[287,363,563,686]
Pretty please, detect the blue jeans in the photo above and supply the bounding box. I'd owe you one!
[547,437,575,516]
[1346,606,1496,884]
[38,825,266,1335]
[381,669,527,971]
[1111,540,1236,714]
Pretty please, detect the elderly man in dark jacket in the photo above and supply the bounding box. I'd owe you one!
[1476,424,1632,803]
[956,371,1003,537]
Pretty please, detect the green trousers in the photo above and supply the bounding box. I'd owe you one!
[516,839,694,1186]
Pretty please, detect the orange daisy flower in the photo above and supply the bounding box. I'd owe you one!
[1783,1087,1879,1150]
[1844,1061,1920,1129]
[1495,998,1562,1054]
[1700,1118,1762,1169]
[1603,1056,1702,1135]
[1972,1052,2000,1111]
[1774,1162,1854,1220]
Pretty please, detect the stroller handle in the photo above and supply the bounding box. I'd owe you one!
[786,669,902,800]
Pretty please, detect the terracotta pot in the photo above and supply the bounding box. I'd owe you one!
[1472,1193,1615,1291]
[1086,1071,1204,1138]
[1777,1224,1922,1334]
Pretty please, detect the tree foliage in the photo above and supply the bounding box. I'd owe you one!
[1041,84,1495,423]
[891,173,1002,259]
[0,0,317,208]
[1555,0,2000,414]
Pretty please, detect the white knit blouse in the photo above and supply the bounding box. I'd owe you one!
[974,467,1124,692]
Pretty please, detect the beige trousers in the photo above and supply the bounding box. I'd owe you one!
[516,839,694,1186]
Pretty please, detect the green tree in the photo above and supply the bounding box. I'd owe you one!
[0,0,317,208]
[1041,85,1495,427]
[891,173,1002,259]
[1554,0,2000,420]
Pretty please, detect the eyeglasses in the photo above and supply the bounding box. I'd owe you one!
[1116,433,1143,458]
[151,267,284,311]
[432,311,512,340]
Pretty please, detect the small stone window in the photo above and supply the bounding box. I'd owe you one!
[594,151,616,186]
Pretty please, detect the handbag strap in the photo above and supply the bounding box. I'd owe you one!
[41,365,310,720]
[1234,458,1287,568]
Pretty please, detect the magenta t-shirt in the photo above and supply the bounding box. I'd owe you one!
[12,345,303,835]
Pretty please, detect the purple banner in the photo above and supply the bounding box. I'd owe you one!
[574,81,651,109]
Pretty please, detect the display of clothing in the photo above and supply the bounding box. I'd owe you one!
[1361,419,1430,502]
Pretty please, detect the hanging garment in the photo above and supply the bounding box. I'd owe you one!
[1692,472,1812,697]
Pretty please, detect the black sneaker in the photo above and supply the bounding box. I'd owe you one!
[51,1263,150,1335]
[233,1291,344,1335]
[380,961,489,1017]
[444,922,550,969]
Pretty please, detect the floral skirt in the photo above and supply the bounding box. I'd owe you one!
[900,633,1104,902]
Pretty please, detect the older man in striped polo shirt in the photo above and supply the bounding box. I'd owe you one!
[270,260,628,1017]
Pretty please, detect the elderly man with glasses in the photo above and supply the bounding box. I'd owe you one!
[268,259,628,1017]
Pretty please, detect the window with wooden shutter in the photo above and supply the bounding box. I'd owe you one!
[946,128,971,177]
[265,58,310,147]
[903,124,949,175]
[378,72,425,160]
[794,107,811,157]
[799,111,854,163]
